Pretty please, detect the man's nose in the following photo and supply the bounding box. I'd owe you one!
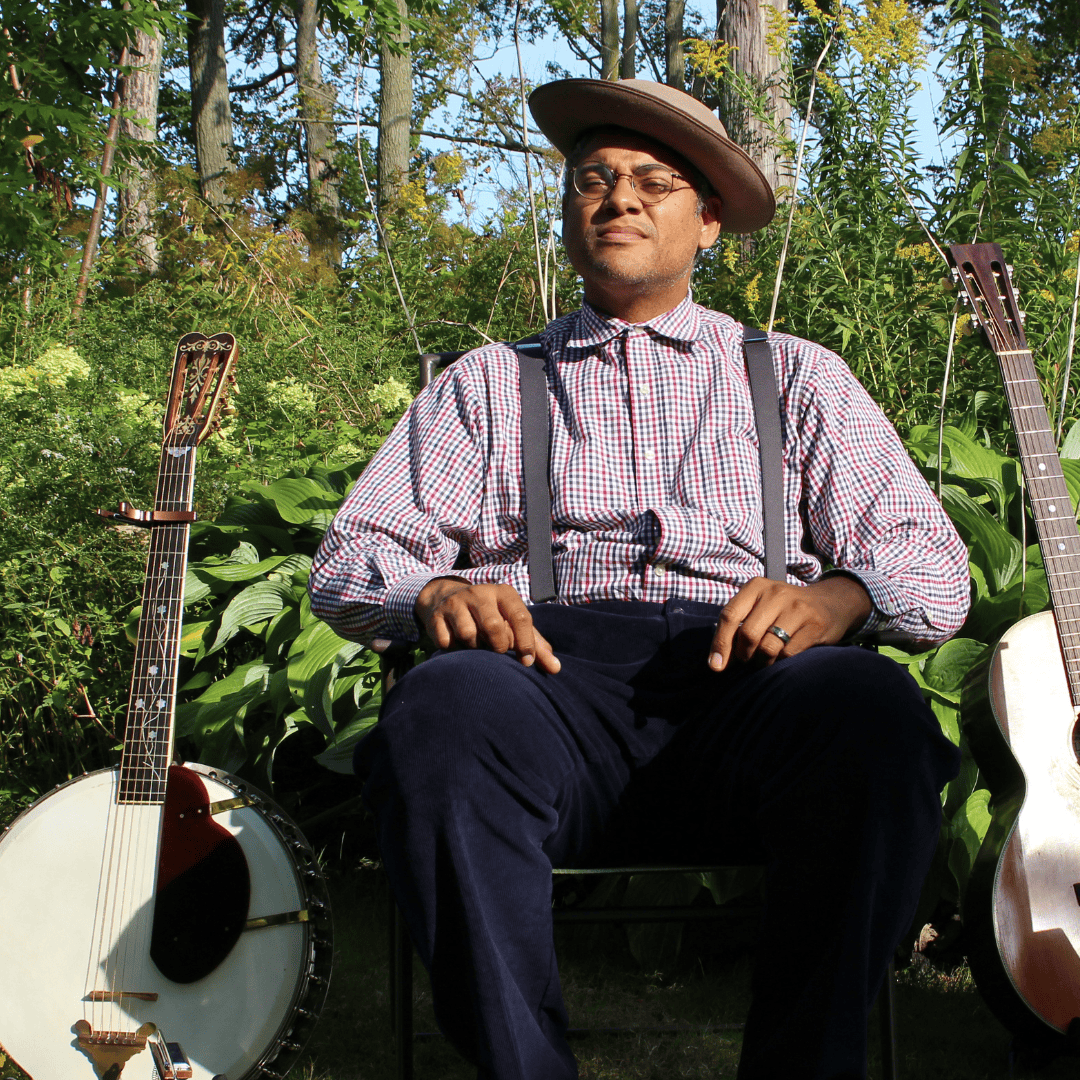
[602,174,644,211]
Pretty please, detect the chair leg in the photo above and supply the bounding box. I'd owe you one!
[393,901,414,1080]
[879,959,898,1080]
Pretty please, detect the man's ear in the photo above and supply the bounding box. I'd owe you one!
[698,195,723,250]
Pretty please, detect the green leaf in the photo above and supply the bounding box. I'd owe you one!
[206,579,295,655]
[314,694,382,773]
[255,477,342,527]
[175,661,272,739]
[286,621,366,737]
[921,639,988,695]
[948,788,991,898]
[939,485,1021,593]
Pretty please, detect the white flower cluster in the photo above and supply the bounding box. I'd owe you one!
[0,344,91,401]
[367,377,413,413]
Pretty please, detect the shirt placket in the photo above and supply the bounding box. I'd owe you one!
[624,329,670,600]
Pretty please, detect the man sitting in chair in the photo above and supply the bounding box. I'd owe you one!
[309,78,969,1080]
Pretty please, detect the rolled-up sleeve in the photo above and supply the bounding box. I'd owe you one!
[308,362,490,642]
[789,342,970,642]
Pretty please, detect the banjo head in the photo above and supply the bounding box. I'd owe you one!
[0,764,333,1080]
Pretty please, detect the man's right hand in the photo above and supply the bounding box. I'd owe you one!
[414,579,561,674]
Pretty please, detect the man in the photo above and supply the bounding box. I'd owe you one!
[309,79,969,1080]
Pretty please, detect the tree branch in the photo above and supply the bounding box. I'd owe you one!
[232,62,295,92]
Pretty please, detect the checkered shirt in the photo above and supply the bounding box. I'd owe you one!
[309,297,970,644]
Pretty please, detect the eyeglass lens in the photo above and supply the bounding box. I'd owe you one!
[572,164,681,204]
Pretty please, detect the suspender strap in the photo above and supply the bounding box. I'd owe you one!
[515,336,557,603]
[742,323,786,583]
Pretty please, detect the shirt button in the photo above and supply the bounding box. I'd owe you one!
[643,448,657,462]
[638,383,651,396]
[653,563,667,576]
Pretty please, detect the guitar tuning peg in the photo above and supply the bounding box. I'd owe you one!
[221,404,237,417]
[1018,310,1027,325]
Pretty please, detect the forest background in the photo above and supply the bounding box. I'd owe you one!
[2,0,1080,972]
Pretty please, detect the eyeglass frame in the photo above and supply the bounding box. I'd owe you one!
[569,162,695,205]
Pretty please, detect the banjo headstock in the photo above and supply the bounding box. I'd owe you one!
[162,332,238,450]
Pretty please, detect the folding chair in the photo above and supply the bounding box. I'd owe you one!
[378,347,902,1080]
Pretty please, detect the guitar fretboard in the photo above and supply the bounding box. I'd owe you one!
[997,353,1080,705]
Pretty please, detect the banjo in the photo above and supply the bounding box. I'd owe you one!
[0,333,332,1080]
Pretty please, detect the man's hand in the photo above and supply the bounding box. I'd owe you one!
[708,575,873,671]
[415,579,562,674]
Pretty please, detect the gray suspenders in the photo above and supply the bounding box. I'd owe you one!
[514,323,785,604]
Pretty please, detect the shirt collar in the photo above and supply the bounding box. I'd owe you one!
[543,295,703,362]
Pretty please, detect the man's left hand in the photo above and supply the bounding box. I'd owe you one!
[708,575,873,671]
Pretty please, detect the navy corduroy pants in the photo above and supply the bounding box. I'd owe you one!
[357,599,960,1080]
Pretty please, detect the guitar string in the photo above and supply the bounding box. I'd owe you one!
[90,343,219,1034]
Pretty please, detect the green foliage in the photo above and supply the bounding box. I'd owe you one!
[0,0,178,277]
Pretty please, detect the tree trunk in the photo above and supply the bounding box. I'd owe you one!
[665,0,686,90]
[600,0,619,80]
[118,20,162,273]
[718,0,791,194]
[296,0,341,268]
[187,0,235,209]
[378,0,412,220]
[620,0,637,79]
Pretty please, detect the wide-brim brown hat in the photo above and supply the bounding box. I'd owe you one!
[528,78,775,234]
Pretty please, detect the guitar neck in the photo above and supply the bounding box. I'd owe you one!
[998,352,1080,706]
[117,443,197,804]
[951,243,1080,708]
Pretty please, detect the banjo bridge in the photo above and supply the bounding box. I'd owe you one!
[85,991,160,1002]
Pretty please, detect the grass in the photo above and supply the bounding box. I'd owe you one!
[294,870,1080,1080]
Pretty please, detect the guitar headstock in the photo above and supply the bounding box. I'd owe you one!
[948,243,1028,357]
[162,332,237,449]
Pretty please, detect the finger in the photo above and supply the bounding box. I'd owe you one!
[709,579,767,670]
[439,603,480,650]
[530,630,561,674]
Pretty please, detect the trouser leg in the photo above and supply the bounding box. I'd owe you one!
[358,603,682,1080]
[627,644,959,1080]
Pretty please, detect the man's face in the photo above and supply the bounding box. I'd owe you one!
[561,131,723,321]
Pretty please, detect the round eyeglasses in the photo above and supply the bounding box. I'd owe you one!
[571,163,691,205]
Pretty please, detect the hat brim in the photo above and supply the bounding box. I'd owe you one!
[529,79,775,234]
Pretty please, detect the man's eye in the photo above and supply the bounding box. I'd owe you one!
[577,170,610,191]
[637,175,673,195]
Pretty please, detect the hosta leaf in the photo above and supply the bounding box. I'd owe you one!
[939,485,1021,593]
[286,620,366,737]
[175,661,272,738]
[256,477,341,527]
[921,638,988,695]
[947,788,991,898]
[207,579,295,655]
[314,694,382,774]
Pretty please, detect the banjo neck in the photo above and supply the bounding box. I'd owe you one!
[106,333,237,804]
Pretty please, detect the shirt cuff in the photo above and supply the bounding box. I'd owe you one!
[820,567,921,636]
[381,572,453,641]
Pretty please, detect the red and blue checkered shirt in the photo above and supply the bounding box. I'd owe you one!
[309,297,970,643]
